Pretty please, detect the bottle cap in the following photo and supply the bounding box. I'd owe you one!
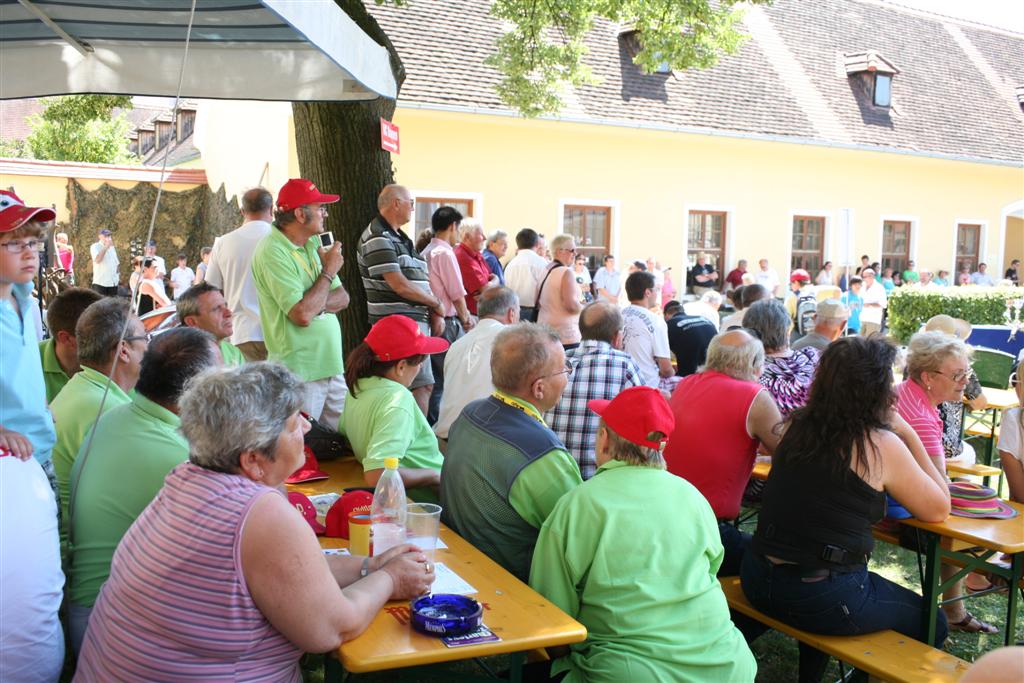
[384,457,400,470]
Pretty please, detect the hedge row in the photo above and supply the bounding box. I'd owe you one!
[887,286,1021,342]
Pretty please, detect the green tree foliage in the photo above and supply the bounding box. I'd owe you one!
[485,0,770,117]
[26,95,135,164]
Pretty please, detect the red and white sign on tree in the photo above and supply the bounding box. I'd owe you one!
[380,118,400,154]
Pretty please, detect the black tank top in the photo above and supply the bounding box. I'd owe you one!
[751,455,886,570]
[137,293,155,316]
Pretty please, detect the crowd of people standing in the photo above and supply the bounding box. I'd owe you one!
[2,182,1021,683]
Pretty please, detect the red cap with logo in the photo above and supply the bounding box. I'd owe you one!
[287,491,327,535]
[325,490,374,538]
[276,178,340,212]
[588,386,675,450]
[285,447,329,484]
[790,269,811,283]
[0,190,56,233]
[364,314,449,361]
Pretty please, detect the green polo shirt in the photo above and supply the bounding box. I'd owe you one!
[341,375,442,501]
[494,391,584,528]
[219,338,245,367]
[251,227,343,381]
[530,460,756,683]
[39,338,71,403]
[68,393,188,608]
[51,366,132,540]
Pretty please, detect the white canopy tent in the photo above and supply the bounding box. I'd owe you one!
[0,0,397,101]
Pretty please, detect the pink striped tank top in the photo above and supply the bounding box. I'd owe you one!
[75,462,303,682]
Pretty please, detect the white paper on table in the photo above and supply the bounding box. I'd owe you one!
[431,562,477,595]
[323,548,351,556]
[309,493,340,516]
[407,535,448,551]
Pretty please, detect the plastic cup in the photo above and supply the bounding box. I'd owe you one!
[406,503,442,563]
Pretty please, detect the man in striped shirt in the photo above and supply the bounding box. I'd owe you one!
[357,184,446,415]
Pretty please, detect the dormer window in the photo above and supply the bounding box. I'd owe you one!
[874,73,892,107]
[844,51,900,109]
[618,25,672,75]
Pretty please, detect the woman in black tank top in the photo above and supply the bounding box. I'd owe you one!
[738,336,951,683]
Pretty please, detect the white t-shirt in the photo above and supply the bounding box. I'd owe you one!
[504,249,549,307]
[149,254,167,277]
[683,301,721,331]
[997,407,1023,463]
[205,220,273,345]
[435,319,505,439]
[89,241,119,287]
[0,457,65,683]
[170,266,195,299]
[860,280,888,325]
[755,268,780,294]
[621,304,671,388]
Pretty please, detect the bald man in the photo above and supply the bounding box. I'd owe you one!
[662,329,783,576]
[357,184,447,416]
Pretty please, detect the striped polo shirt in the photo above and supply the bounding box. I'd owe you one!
[895,379,943,458]
[357,215,431,324]
[75,462,302,682]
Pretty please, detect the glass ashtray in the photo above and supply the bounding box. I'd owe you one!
[410,594,483,637]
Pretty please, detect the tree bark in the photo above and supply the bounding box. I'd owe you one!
[292,0,405,351]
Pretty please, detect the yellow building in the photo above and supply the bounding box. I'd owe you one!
[194,0,1023,288]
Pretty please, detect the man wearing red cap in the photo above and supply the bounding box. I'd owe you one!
[0,189,65,680]
[252,179,349,428]
[530,387,756,683]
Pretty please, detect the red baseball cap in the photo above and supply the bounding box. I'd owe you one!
[588,386,675,450]
[0,190,56,233]
[365,315,449,361]
[325,490,373,538]
[287,491,327,535]
[276,178,340,212]
[789,269,811,283]
[285,447,329,484]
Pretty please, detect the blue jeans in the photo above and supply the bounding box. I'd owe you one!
[718,522,751,577]
[740,552,947,682]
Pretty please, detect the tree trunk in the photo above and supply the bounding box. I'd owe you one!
[292,0,405,351]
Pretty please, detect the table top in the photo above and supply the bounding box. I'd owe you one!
[287,457,367,497]
[901,500,1024,554]
[291,458,588,672]
[326,527,587,672]
[979,387,1019,411]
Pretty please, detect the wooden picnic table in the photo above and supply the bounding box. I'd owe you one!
[979,387,1019,411]
[901,500,1024,647]
[286,457,588,682]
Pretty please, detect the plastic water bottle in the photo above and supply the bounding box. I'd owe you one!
[370,457,407,556]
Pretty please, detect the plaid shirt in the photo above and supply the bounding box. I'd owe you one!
[545,340,642,479]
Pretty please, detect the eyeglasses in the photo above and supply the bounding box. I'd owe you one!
[532,359,574,384]
[302,205,328,217]
[124,333,152,344]
[1011,372,1019,387]
[0,239,40,253]
[933,369,969,383]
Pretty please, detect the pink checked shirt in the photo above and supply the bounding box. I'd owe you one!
[421,238,466,318]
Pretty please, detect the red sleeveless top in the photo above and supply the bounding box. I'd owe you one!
[664,370,764,520]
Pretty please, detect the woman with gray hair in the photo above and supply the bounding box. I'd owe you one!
[743,299,819,417]
[895,331,996,634]
[76,363,435,681]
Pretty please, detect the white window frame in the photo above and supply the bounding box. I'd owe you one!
[786,210,834,277]
[951,218,989,278]
[557,198,621,261]
[410,189,484,233]
[878,214,919,275]
[682,202,736,274]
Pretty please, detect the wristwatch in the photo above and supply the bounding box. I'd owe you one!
[360,556,371,578]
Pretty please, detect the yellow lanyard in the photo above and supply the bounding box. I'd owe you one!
[291,247,319,285]
[491,391,545,425]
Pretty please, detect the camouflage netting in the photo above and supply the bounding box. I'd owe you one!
[63,179,238,286]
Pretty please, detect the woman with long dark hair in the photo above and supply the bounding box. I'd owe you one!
[340,315,448,501]
[740,336,950,683]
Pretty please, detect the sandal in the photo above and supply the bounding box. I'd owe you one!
[965,574,1009,595]
[949,612,1000,634]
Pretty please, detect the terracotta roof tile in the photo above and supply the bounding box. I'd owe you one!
[368,0,1022,164]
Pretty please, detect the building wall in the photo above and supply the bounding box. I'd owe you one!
[1005,216,1024,273]
[192,102,1023,287]
[390,108,1024,285]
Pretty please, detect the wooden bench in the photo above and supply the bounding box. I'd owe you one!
[719,577,971,683]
